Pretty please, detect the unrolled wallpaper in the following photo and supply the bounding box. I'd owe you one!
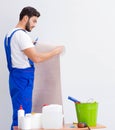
[32,43,63,112]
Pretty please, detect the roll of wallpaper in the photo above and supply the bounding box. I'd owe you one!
[21,116,31,130]
[26,113,42,129]
[32,43,63,112]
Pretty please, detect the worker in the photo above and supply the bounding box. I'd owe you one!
[4,6,64,130]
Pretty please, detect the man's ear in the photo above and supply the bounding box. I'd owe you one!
[23,15,29,22]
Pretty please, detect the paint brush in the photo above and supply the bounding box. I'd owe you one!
[68,96,80,103]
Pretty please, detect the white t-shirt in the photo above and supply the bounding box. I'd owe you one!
[7,28,34,68]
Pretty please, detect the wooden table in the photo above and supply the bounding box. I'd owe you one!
[13,124,106,130]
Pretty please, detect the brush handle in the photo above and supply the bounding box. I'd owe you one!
[68,96,80,103]
[34,37,38,45]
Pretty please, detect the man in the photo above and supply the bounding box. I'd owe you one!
[4,6,64,130]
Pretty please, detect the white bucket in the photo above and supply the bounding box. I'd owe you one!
[42,104,63,129]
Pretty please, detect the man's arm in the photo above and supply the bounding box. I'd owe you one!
[23,46,64,63]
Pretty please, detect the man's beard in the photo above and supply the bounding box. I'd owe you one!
[25,20,31,32]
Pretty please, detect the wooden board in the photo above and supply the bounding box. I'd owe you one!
[14,124,106,130]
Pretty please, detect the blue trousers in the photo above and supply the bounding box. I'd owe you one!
[9,67,34,130]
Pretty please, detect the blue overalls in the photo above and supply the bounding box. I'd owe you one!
[4,29,35,130]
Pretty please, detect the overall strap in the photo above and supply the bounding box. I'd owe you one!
[4,29,34,72]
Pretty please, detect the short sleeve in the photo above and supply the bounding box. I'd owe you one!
[14,30,34,50]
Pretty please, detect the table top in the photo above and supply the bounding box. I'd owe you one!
[61,124,106,130]
[14,124,106,130]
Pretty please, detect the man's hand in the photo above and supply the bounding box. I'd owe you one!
[52,46,64,55]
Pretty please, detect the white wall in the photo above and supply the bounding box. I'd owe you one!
[0,0,114,129]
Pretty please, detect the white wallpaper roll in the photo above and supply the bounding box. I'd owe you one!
[21,116,31,130]
[32,44,63,112]
[26,113,42,129]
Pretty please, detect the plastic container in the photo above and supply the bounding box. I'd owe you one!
[75,102,98,126]
[42,104,63,129]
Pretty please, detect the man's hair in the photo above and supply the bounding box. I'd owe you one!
[19,6,40,20]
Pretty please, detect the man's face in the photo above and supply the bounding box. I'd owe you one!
[25,16,38,32]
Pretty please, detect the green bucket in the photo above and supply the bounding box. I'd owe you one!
[75,102,98,126]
